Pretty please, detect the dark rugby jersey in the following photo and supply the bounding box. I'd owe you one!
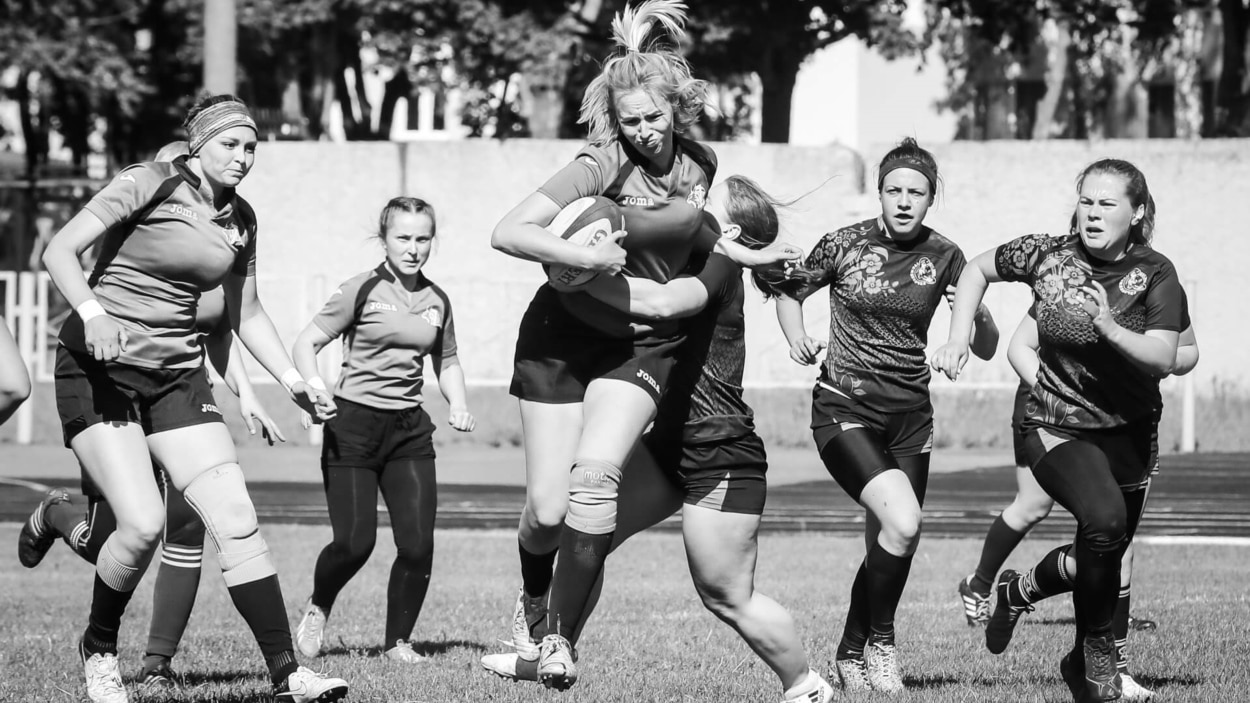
[652,253,753,444]
[996,233,1184,429]
[538,137,716,338]
[59,157,257,369]
[313,264,458,410]
[792,218,967,412]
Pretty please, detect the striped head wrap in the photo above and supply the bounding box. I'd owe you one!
[187,100,257,155]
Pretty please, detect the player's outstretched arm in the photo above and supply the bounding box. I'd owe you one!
[932,250,1000,380]
[0,319,31,425]
[583,274,711,320]
[432,356,474,432]
[225,272,335,420]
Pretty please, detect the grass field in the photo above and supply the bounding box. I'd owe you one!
[2,525,1247,703]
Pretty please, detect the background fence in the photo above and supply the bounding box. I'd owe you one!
[1,138,1240,450]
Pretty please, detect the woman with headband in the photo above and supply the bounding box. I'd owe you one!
[40,95,347,703]
[774,137,998,694]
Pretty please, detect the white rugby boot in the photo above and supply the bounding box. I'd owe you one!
[536,633,577,690]
[274,666,348,702]
[294,600,328,658]
[80,641,128,703]
[510,586,546,661]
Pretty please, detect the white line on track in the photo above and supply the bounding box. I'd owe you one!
[1137,535,1250,547]
[0,476,53,493]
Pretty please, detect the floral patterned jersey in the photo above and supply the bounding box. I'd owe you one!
[793,218,967,412]
[996,233,1184,429]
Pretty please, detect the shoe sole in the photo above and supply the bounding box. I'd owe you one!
[539,671,576,691]
[281,684,349,703]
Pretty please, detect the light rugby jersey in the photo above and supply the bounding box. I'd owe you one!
[792,218,968,412]
[653,252,754,445]
[538,136,716,338]
[997,233,1184,429]
[59,157,257,368]
[313,264,458,410]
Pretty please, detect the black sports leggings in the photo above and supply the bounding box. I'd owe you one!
[1031,439,1147,641]
[312,458,437,646]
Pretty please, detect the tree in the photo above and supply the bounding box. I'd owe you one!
[1216,0,1249,135]
[687,0,916,143]
[0,0,154,175]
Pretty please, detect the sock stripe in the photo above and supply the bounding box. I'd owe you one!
[68,522,89,549]
[161,544,204,567]
[160,553,203,568]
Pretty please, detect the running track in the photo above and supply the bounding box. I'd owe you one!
[2,452,1247,537]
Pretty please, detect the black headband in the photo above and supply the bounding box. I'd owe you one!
[877,155,937,192]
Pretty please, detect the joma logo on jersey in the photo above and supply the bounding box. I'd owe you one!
[168,204,199,220]
[636,368,660,393]
[369,301,399,312]
[620,195,656,207]
[201,403,221,415]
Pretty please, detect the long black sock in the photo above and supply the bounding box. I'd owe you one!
[546,527,612,640]
[973,516,1027,594]
[865,543,914,643]
[83,575,135,655]
[837,561,870,659]
[519,542,558,598]
[1016,544,1075,605]
[226,575,297,685]
[144,545,202,662]
[1114,585,1131,672]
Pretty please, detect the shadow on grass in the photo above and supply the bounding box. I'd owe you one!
[120,669,264,687]
[321,639,488,657]
[1137,673,1202,689]
[901,674,962,689]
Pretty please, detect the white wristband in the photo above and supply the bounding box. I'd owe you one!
[279,368,303,393]
[307,377,327,392]
[76,299,107,324]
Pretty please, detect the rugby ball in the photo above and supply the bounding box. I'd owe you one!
[545,196,624,291]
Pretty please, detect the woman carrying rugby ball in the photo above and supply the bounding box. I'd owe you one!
[485,175,835,703]
[489,0,794,689]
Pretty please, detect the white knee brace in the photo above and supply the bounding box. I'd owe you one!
[182,463,275,587]
[565,459,623,535]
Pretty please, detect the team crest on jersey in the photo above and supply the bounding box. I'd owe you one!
[420,306,443,327]
[222,224,243,247]
[1118,267,1148,295]
[910,257,938,286]
[686,184,707,210]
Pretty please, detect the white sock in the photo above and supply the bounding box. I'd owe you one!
[782,669,819,699]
